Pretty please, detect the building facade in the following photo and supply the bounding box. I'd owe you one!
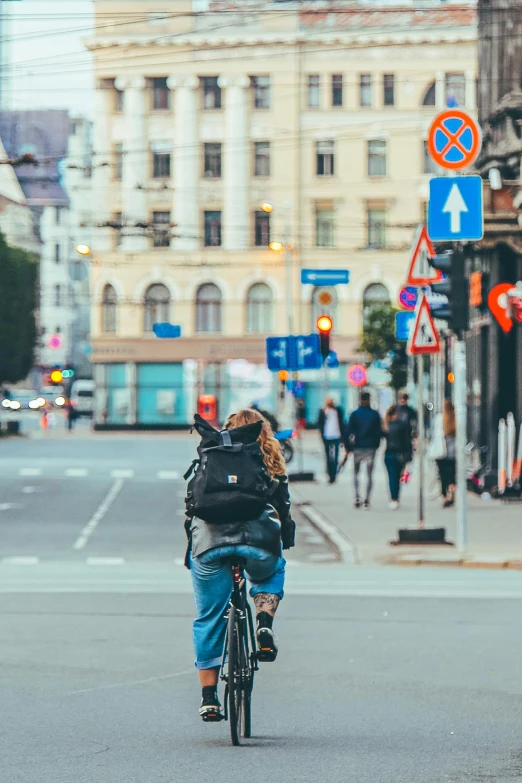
[87,0,477,428]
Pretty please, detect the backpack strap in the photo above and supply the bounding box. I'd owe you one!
[220,429,233,447]
[183,459,200,481]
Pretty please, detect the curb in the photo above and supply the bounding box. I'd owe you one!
[297,502,357,564]
[386,554,522,570]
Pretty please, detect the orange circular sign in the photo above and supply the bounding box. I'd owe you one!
[427,110,481,171]
[318,290,333,306]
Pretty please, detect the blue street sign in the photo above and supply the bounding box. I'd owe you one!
[301,269,350,286]
[428,176,483,241]
[325,350,340,369]
[266,334,322,372]
[153,323,182,338]
[395,311,415,341]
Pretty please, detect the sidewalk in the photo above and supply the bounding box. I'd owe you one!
[290,440,522,569]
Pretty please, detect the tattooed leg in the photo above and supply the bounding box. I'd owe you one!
[253,592,280,617]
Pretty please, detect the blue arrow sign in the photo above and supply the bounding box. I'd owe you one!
[395,311,415,341]
[295,334,322,370]
[153,323,182,338]
[301,269,350,286]
[266,334,322,371]
[266,337,289,371]
[325,350,339,369]
[428,175,483,241]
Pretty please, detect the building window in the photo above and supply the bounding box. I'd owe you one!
[423,140,438,175]
[445,73,465,107]
[422,82,436,106]
[360,74,372,107]
[102,284,117,333]
[55,206,61,225]
[152,142,171,178]
[204,211,222,247]
[196,283,222,333]
[203,143,222,178]
[332,74,343,107]
[316,208,334,247]
[152,77,170,110]
[114,84,124,112]
[246,283,273,334]
[367,208,386,249]
[316,140,334,176]
[363,283,390,327]
[311,286,337,331]
[254,141,270,177]
[368,139,387,177]
[54,243,61,264]
[152,211,171,248]
[55,284,62,307]
[254,211,271,247]
[144,284,170,332]
[201,76,221,110]
[251,75,270,109]
[114,143,123,180]
[308,75,320,108]
[383,74,395,107]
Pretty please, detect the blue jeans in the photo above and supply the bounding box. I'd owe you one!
[384,453,403,501]
[190,545,286,670]
[323,438,341,482]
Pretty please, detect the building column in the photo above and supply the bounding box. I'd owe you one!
[92,80,113,253]
[115,75,148,252]
[169,75,199,251]
[219,75,250,250]
[465,70,476,111]
[435,70,445,109]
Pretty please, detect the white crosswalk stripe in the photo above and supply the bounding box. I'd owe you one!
[157,470,180,480]
[18,468,42,477]
[110,469,135,479]
[65,468,89,477]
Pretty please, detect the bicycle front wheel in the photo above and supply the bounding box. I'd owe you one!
[227,606,242,746]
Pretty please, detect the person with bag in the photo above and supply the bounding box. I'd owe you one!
[382,405,412,510]
[427,399,457,507]
[183,409,296,723]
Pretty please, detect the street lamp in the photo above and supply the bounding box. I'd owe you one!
[269,241,284,252]
[263,202,294,334]
[260,201,273,214]
[75,243,91,256]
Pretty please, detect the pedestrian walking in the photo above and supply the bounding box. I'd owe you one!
[345,391,382,508]
[396,392,417,484]
[382,405,412,510]
[428,399,456,507]
[66,402,77,431]
[318,397,344,484]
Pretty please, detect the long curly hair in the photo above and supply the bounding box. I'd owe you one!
[225,409,286,478]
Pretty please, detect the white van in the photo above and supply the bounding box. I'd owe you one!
[69,379,95,417]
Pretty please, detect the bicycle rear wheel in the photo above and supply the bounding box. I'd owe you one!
[241,603,255,739]
[227,606,242,746]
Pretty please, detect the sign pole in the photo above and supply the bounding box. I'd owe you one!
[454,337,468,553]
[417,350,425,529]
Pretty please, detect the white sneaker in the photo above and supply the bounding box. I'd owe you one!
[389,501,399,510]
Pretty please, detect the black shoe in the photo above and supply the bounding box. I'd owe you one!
[256,627,278,662]
[364,500,370,509]
[355,498,362,509]
[199,688,224,722]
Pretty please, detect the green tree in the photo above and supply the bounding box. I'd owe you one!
[358,303,408,393]
[0,233,38,387]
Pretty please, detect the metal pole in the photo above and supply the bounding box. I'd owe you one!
[417,353,425,528]
[454,338,468,553]
[284,217,293,335]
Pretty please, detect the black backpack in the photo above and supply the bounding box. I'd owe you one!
[184,414,274,524]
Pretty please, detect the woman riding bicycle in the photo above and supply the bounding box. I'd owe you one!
[184,408,296,722]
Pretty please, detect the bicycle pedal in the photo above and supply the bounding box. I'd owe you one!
[200,707,225,723]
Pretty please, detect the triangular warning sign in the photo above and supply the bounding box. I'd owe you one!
[407,294,441,355]
[406,226,442,286]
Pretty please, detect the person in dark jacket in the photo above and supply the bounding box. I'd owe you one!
[184,408,295,723]
[317,397,344,484]
[345,391,382,508]
[383,405,412,510]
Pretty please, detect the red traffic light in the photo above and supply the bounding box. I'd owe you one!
[316,315,333,333]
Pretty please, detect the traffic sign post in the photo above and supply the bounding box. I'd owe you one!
[266,334,322,372]
[428,176,483,242]
[395,311,415,341]
[407,294,441,356]
[153,323,182,338]
[427,109,481,171]
[346,364,368,388]
[406,226,441,286]
[301,269,350,286]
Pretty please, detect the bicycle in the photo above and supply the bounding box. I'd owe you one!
[220,559,258,746]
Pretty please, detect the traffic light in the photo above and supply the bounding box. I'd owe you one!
[62,369,75,379]
[278,370,289,401]
[428,249,469,334]
[49,369,63,385]
[316,315,333,359]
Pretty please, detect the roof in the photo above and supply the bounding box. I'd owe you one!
[300,6,477,31]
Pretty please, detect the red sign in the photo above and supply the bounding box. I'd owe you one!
[406,226,441,286]
[427,110,482,171]
[488,283,513,334]
[407,294,441,356]
[346,364,368,388]
[398,286,417,311]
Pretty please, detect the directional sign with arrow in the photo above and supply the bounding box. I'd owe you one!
[301,269,350,286]
[428,175,483,241]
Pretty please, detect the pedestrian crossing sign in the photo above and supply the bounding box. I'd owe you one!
[406,225,442,286]
[407,293,441,355]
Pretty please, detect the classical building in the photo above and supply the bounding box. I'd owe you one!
[86,0,476,428]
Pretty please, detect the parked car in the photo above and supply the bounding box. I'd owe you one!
[4,390,43,411]
[69,380,94,417]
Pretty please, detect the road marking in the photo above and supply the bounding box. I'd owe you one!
[73,479,124,551]
[65,468,89,477]
[298,504,357,564]
[19,468,42,477]
[173,558,185,566]
[157,470,180,480]
[86,557,125,566]
[21,486,42,494]
[0,503,20,511]
[68,668,193,695]
[110,469,134,479]
[1,556,39,565]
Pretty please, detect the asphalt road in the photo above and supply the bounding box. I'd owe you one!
[1,435,522,782]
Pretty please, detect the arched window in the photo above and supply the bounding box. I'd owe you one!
[196,283,222,333]
[422,82,436,106]
[102,284,117,333]
[144,283,170,332]
[362,283,390,327]
[246,283,273,334]
[311,286,338,331]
